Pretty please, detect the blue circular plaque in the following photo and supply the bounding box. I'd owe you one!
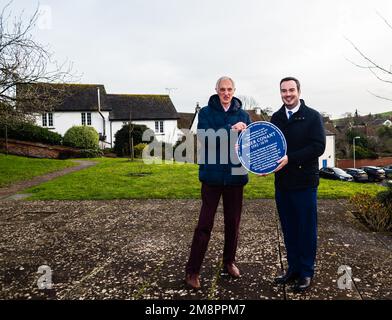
[237,121,287,175]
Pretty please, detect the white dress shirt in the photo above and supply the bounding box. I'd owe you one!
[222,104,230,112]
[285,101,301,119]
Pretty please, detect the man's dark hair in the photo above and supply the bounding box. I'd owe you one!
[280,77,301,91]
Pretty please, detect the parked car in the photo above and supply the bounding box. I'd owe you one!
[319,167,354,181]
[359,166,386,182]
[383,165,392,178]
[345,168,368,182]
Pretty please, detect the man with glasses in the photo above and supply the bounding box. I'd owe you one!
[185,76,251,290]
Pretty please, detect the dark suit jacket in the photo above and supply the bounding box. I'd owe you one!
[270,99,326,191]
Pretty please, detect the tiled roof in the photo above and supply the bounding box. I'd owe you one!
[177,112,195,129]
[18,83,111,112]
[106,94,179,121]
[17,83,180,120]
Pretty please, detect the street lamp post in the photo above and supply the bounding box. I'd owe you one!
[353,136,360,168]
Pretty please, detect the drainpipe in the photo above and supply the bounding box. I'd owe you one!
[97,87,106,142]
[110,121,113,148]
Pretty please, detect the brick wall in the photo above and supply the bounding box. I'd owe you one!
[336,157,392,169]
[0,139,82,159]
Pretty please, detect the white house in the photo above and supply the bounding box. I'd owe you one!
[29,83,182,147]
[383,119,392,127]
[105,93,181,147]
[319,130,336,168]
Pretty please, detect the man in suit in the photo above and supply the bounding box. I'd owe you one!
[270,77,326,293]
[185,76,251,290]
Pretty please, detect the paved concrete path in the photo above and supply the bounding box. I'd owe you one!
[0,160,97,200]
[0,199,390,300]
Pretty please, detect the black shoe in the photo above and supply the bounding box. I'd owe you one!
[274,272,299,285]
[293,277,312,293]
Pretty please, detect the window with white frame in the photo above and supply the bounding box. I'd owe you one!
[81,112,92,125]
[160,121,164,133]
[155,120,164,133]
[42,113,53,127]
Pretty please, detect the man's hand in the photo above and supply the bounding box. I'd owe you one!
[231,122,247,132]
[274,155,288,173]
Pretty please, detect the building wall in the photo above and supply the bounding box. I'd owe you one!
[110,119,180,146]
[319,135,335,168]
[35,111,111,146]
[190,113,198,134]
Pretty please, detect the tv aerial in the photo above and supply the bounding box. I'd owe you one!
[165,87,177,96]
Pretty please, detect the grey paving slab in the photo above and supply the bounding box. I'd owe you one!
[0,199,390,300]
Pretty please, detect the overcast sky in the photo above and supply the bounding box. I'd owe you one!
[6,0,392,118]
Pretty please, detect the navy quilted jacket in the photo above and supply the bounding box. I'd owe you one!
[197,94,251,186]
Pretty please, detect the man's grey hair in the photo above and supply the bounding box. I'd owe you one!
[215,76,236,90]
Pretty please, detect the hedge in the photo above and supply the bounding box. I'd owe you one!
[0,122,62,145]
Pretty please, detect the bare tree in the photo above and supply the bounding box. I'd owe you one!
[0,2,76,126]
[237,95,259,110]
[346,12,392,101]
[320,111,332,119]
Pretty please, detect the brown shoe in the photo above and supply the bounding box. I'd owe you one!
[185,273,201,290]
[223,263,241,278]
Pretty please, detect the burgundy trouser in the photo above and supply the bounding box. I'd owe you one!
[185,183,244,275]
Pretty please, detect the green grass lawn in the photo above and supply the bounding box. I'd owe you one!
[21,157,386,200]
[0,154,77,188]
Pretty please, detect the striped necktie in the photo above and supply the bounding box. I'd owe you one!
[288,111,293,119]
